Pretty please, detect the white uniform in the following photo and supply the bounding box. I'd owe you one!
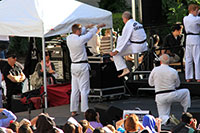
[148,64,191,124]
[183,14,200,80]
[0,72,2,108]
[87,34,101,55]
[67,26,98,112]
[113,19,148,71]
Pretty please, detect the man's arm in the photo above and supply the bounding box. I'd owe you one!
[175,71,180,88]
[148,70,155,87]
[80,24,105,45]
[0,108,17,127]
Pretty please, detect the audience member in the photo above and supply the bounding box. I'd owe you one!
[18,124,33,133]
[8,121,19,132]
[38,51,56,85]
[116,114,145,133]
[1,52,25,110]
[87,29,101,56]
[142,115,162,133]
[171,112,197,133]
[0,108,17,128]
[93,127,104,133]
[162,23,184,63]
[84,109,103,133]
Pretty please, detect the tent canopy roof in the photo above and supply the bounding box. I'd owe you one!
[0,0,113,37]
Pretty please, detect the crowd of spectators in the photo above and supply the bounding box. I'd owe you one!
[0,107,199,133]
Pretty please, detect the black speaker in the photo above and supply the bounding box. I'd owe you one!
[90,62,123,88]
[11,95,27,113]
[187,108,200,125]
[94,104,123,126]
[142,0,162,26]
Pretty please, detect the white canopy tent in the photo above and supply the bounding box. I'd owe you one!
[0,0,112,109]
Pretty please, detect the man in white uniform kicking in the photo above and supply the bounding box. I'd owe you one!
[148,54,191,125]
[67,23,105,116]
[110,11,148,78]
[183,4,200,82]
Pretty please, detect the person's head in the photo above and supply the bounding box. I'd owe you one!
[62,122,76,133]
[124,114,139,132]
[93,127,104,133]
[106,124,116,132]
[45,51,51,62]
[6,51,17,66]
[35,114,56,133]
[105,29,111,36]
[122,11,132,24]
[188,4,199,16]
[84,109,97,121]
[19,118,31,127]
[142,115,156,133]
[181,112,193,124]
[18,124,33,133]
[72,24,82,35]
[8,121,19,132]
[171,23,183,36]
[159,54,170,65]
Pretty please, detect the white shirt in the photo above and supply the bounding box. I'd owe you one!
[87,34,101,55]
[183,14,200,45]
[67,27,98,62]
[148,64,180,93]
[115,19,147,53]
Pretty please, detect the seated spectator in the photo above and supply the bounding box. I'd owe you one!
[0,108,17,128]
[116,114,145,133]
[18,124,33,133]
[87,29,101,56]
[8,121,19,132]
[38,51,56,85]
[84,109,103,133]
[171,112,197,133]
[142,115,162,133]
[0,127,13,133]
[93,127,104,133]
[62,121,82,133]
[30,113,61,133]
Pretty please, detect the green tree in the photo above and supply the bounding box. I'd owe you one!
[161,0,199,24]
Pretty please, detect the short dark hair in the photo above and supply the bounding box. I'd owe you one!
[72,24,82,33]
[181,112,193,124]
[171,24,183,32]
[84,109,97,121]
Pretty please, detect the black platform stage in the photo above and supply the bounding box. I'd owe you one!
[125,71,200,96]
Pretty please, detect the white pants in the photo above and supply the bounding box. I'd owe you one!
[155,89,191,125]
[113,37,148,71]
[70,63,90,112]
[185,45,200,80]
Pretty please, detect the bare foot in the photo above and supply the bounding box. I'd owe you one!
[118,68,130,78]
[197,80,200,82]
[186,79,192,82]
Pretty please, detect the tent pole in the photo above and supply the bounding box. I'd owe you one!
[42,36,48,111]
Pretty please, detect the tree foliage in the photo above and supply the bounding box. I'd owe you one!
[98,0,128,13]
[161,0,199,24]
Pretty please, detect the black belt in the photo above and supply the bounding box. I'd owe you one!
[186,33,200,35]
[130,39,147,44]
[155,89,176,95]
[72,60,88,64]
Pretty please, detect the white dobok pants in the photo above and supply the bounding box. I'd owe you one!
[113,37,148,71]
[185,44,200,80]
[70,63,90,112]
[155,89,191,125]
